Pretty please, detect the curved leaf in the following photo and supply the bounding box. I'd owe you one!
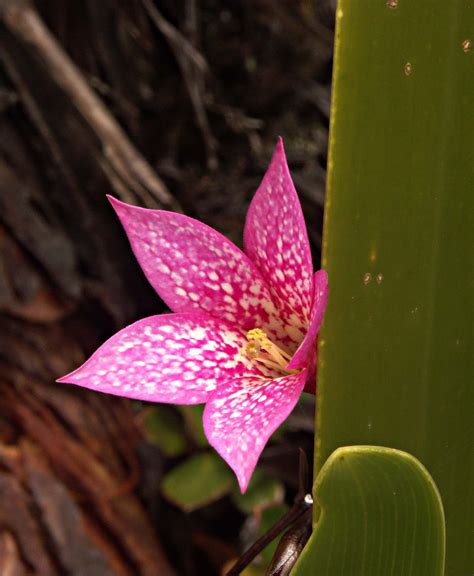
[292,446,445,576]
[160,453,233,512]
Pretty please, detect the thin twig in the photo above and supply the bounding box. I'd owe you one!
[140,0,208,74]
[0,45,80,195]
[142,0,217,170]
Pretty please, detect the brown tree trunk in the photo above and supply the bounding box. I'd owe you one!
[0,1,177,573]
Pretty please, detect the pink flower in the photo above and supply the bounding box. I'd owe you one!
[57,139,328,492]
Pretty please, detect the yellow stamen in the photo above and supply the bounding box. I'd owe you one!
[241,328,295,374]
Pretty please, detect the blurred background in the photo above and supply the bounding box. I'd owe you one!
[0,1,334,574]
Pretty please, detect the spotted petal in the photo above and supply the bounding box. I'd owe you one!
[57,313,267,404]
[287,270,329,371]
[303,348,318,395]
[203,370,307,492]
[109,197,286,340]
[244,139,314,340]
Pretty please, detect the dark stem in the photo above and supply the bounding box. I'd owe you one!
[225,499,311,576]
[265,507,313,576]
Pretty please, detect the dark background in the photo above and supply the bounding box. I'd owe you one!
[0,1,334,574]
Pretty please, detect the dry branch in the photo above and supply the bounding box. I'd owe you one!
[0,0,180,211]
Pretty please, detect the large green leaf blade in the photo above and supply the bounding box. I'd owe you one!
[292,446,445,576]
[314,1,473,573]
[160,453,233,512]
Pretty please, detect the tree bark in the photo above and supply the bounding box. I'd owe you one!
[0,1,176,573]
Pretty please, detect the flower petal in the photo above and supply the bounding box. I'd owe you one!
[109,197,286,340]
[203,370,307,492]
[303,348,318,394]
[57,312,268,404]
[287,270,328,371]
[244,139,313,339]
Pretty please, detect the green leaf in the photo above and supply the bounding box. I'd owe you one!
[232,469,284,515]
[315,1,473,573]
[142,406,187,457]
[177,405,208,447]
[160,453,233,512]
[292,446,445,576]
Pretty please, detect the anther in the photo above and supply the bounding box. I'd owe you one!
[241,328,295,374]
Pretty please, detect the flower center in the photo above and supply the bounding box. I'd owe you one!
[241,328,296,374]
